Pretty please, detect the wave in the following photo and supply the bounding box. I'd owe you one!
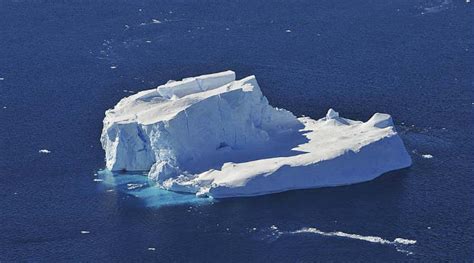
[274,226,416,255]
[422,0,452,14]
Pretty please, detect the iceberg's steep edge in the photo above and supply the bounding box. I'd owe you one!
[101,71,412,198]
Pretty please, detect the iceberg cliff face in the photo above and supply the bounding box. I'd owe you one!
[101,71,412,198]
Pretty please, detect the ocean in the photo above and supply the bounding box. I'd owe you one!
[0,0,472,261]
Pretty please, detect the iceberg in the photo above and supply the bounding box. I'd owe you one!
[101,70,412,198]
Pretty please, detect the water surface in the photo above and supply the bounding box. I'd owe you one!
[0,0,472,261]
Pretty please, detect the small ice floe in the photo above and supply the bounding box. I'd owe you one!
[110,66,117,69]
[81,230,90,234]
[152,19,162,24]
[93,178,104,182]
[148,247,156,251]
[421,154,433,159]
[39,149,51,154]
[127,183,144,190]
[285,29,292,33]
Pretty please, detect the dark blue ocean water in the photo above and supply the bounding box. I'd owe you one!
[0,0,472,261]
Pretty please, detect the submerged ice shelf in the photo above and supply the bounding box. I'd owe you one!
[101,70,412,198]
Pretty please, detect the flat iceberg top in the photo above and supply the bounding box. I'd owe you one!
[104,70,240,125]
[101,71,412,198]
[197,115,395,187]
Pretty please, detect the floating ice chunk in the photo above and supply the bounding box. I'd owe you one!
[152,19,161,24]
[148,247,156,251]
[127,183,144,190]
[101,71,412,198]
[285,29,292,33]
[110,66,117,69]
[39,149,51,154]
[80,230,90,234]
[421,154,433,159]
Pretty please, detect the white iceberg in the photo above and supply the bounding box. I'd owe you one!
[101,70,412,198]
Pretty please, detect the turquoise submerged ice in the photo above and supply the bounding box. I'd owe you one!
[98,170,210,207]
[101,71,412,198]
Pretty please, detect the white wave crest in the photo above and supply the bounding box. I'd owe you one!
[288,227,416,254]
[394,237,417,245]
[291,227,395,244]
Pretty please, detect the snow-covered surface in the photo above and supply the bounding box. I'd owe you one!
[101,71,412,198]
